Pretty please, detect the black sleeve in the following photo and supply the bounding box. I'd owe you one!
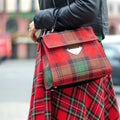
[34,0,99,30]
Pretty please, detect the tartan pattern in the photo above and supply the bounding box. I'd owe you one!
[28,45,120,120]
[42,27,112,89]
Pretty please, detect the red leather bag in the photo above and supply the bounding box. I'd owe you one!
[41,27,112,89]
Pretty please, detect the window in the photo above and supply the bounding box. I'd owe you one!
[16,0,20,12]
[6,19,18,33]
[109,25,115,35]
[6,0,16,12]
[109,3,114,13]
[31,0,35,11]
[20,0,31,12]
[118,4,120,13]
[0,0,5,12]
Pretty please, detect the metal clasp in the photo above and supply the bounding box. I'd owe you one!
[66,46,82,55]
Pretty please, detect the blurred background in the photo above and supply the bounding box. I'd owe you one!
[0,0,120,120]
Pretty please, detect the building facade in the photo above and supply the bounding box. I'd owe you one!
[0,0,39,35]
[0,0,39,59]
[107,0,120,34]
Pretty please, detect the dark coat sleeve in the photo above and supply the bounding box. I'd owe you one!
[34,0,100,30]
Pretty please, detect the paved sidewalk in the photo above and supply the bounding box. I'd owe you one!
[0,59,34,120]
[114,86,120,94]
[0,102,29,120]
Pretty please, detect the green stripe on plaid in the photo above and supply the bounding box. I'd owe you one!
[45,111,51,118]
[70,59,88,75]
[97,85,103,93]
[109,97,116,106]
[87,109,100,120]
[44,66,53,89]
[32,110,36,117]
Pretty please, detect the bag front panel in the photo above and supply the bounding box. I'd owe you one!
[42,39,112,89]
[42,27,112,89]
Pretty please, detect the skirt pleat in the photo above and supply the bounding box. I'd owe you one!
[28,44,120,120]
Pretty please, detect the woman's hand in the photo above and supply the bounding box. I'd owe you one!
[28,21,38,42]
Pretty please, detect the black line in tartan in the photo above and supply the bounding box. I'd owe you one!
[52,89,62,118]
[87,108,100,119]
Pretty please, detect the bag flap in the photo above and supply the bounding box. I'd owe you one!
[42,27,98,49]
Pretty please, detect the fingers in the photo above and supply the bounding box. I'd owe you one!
[29,30,37,42]
[28,21,38,42]
[29,21,35,31]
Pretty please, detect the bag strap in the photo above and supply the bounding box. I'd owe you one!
[51,9,60,32]
[37,9,59,43]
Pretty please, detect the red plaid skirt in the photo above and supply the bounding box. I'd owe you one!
[28,44,120,120]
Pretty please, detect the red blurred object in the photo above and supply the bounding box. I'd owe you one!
[0,33,12,58]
